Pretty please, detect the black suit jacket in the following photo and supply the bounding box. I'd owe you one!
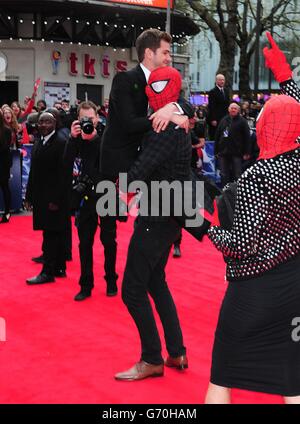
[26,133,69,231]
[208,86,230,124]
[100,64,194,179]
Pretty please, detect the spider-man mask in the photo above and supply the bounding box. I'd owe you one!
[256,95,300,159]
[146,66,182,111]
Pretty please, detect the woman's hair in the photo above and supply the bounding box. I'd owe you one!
[11,101,22,118]
[2,106,19,132]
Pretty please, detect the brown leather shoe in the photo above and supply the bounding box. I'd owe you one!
[165,354,188,370]
[114,360,164,381]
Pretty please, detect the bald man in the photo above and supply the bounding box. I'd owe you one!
[208,74,230,140]
[214,102,251,187]
[25,112,70,284]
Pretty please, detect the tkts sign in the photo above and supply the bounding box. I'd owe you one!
[101,0,174,9]
[68,52,127,78]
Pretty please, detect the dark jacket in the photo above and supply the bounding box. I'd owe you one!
[215,114,251,157]
[26,133,69,231]
[126,123,191,221]
[0,127,12,183]
[208,86,230,124]
[64,133,102,217]
[100,64,194,179]
[126,124,211,240]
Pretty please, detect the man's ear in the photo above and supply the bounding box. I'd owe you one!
[144,47,153,61]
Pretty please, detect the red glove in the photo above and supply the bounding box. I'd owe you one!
[211,199,220,227]
[115,178,138,215]
[119,191,136,205]
[263,32,292,83]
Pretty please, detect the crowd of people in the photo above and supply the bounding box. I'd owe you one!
[1,29,300,404]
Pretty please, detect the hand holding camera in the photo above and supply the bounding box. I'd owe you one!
[71,117,96,140]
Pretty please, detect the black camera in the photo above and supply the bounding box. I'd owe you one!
[73,174,94,196]
[71,174,94,210]
[80,117,94,135]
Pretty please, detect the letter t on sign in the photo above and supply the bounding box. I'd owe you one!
[69,52,78,75]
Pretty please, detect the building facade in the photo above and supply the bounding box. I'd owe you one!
[0,0,199,106]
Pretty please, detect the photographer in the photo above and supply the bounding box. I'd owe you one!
[65,101,118,301]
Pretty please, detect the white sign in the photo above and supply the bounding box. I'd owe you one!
[44,82,71,106]
[0,51,8,80]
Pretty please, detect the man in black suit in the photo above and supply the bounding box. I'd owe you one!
[207,74,230,141]
[114,66,189,381]
[100,29,194,180]
[25,112,69,284]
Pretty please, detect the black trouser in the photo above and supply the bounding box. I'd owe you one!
[209,124,217,141]
[77,210,117,291]
[41,215,72,260]
[218,155,242,188]
[0,180,11,214]
[42,230,66,276]
[174,229,182,247]
[122,217,186,365]
[65,214,72,260]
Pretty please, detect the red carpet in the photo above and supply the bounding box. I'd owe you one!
[0,215,283,404]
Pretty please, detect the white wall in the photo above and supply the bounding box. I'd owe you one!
[0,39,137,104]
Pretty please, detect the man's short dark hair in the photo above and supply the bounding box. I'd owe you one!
[136,29,172,62]
[77,101,97,115]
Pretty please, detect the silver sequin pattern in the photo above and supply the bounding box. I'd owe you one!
[208,149,300,281]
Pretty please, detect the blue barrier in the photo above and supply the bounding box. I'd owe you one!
[20,144,33,200]
[202,141,220,184]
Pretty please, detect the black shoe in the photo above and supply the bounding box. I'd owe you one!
[32,255,45,264]
[0,213,10,223]
[74,290,91,301]
[173,245,181,258]
[54,269,67,278]
[106,283,118,297]
[26,273,55,285]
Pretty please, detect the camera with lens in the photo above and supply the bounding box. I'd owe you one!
[73,174,94,196]
[80,117,94,135]
[71,174,94,210]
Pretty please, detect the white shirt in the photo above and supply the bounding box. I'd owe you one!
[140,63,151,82]
[42,130,55,145]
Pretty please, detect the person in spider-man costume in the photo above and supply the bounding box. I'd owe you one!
[212,32,300,230]
[114,67,194,381]
[204,33,300,404]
